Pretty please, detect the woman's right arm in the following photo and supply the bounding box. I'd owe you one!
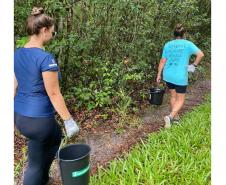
[156,45,167,83]
[14,74,18,98]
[42,71,71,121]
[156,58,166,83]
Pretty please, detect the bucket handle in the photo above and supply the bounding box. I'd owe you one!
[154,81,161,89]
[57,128,70,158]
[57,137,65,160]
[155,81,166,90]
[58,126,71,152]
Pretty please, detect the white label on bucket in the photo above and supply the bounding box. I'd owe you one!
[72,165,90,178]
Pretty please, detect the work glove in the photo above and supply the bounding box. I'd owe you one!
[187,64,197,73]
[63,118,80,138]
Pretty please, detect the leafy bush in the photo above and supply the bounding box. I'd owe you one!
[15,0,211,110]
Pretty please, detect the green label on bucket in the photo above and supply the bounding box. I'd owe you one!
[72,165,90,178]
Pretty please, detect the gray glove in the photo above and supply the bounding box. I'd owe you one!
[63,118,80,138]
[187,64,196,73]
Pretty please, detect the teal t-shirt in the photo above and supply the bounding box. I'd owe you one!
[162,39,200,85]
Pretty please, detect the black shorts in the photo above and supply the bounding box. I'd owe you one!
[165,81,187,93]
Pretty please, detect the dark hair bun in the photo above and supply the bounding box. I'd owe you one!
[31,7,44,16]
[174,23,186,37]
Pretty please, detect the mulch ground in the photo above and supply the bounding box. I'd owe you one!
[14,79,211,185]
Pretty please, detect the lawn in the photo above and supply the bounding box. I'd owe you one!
[90,98,211,185]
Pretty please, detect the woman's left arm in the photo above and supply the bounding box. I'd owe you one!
[193,50,204,66]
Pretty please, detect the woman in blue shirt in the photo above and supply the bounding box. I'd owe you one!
[14,7,79,185]
[156,24,204,128]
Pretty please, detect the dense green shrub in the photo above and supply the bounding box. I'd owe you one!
[15,0,211,110]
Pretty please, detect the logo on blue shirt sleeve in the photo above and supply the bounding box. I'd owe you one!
[48,59,58,67]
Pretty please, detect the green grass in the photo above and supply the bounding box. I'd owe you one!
[90,99,211,185]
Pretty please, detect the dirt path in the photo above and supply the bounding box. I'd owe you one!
[15,79,211,185]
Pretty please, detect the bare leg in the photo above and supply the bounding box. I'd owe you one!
[170,93,185,118]
[169,89,177,110]
[169,89,181,119]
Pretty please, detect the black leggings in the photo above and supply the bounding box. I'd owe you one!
[15,113,62,185]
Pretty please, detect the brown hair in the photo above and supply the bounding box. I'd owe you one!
[26,7,54,36]
[174,24,186,38]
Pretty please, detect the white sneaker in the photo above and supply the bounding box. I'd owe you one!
[164,115,172,128]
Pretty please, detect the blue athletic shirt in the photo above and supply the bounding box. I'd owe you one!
[161,39,200,85]
[14,47,59,117]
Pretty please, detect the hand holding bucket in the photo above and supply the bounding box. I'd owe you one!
[156,74,161,84]
[63,118,80,138]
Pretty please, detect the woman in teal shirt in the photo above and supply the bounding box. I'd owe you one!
[156,24,204,128]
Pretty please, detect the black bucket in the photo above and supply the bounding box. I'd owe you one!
[58,144,91,185]
[149,87,165,105]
